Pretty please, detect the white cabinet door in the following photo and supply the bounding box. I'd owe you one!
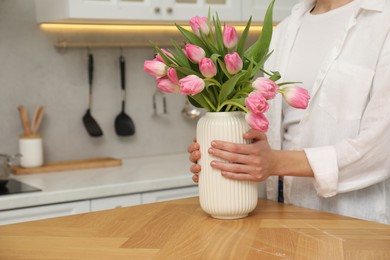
[35,0,241,23]
[90,193,141,211]
[67,0,163,21]
[242,0,300,22]
[162,0,241,22]
[35,0,163,22]
[0,201,90,225]
[142,186,198,204]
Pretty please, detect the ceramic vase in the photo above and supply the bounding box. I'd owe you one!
[197,112,258,219]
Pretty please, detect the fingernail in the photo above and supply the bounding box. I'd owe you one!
[210,161,216,166]
[211,141,217,147]
[208,148,214,154]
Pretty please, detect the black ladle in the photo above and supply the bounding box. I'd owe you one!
[115,55,135,136]
[82,53,103,137]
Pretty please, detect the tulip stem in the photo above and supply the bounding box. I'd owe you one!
[201,93,217,111]
[217,101,248,113]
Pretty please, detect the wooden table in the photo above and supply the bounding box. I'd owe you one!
[0,197,389,259]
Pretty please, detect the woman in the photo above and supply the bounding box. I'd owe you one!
[188,0,390,224]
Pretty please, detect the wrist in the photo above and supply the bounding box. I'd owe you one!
[271,150,314,178]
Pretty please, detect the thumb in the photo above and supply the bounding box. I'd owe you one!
[243,129,267,142]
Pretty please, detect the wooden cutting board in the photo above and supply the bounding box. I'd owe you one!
[12,157,122,175]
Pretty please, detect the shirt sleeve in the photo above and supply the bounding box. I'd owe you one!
[304,146,338,197]
[305,31,390,197]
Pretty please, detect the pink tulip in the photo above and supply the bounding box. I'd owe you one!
[167,68,179,85]
[189,16,210,36]
[252,77,279,100]
[179,75,205,96]
[280,86,310,109]
[245,112,269,132]
[155,49,174,64]
[223,25,238,49]
[156,77,179,93]
[245,91,269,115]
[224,52,243,75]
[143,60,167,78]
[199,58,217,78]
[184,43,206,64]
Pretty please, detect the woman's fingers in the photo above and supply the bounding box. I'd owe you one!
[221,171,258,181]
[191,163,201,174]
[208,146,257,165]
[188,142,200,153]
[192,174,199,183]
[189,150,201,163]
[243,129,267,141]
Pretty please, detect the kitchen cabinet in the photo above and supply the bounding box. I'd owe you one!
[90,186,198,210]
[142,186,198,204]
[35,0,242,23]
[0,200,90,226]
[90,193,141,211]
[242,0,300,22]
[0,186,197,225]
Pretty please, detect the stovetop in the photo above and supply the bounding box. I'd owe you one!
[0,179,41,196]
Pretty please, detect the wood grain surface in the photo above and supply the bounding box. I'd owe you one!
[12,157,122,175]
[0,197,389,259]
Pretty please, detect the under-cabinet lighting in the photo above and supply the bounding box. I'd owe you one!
[39,23,264,33]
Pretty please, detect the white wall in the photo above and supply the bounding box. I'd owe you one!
[0,0,198,162]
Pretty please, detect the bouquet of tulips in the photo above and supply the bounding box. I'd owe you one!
[144,0,309,131]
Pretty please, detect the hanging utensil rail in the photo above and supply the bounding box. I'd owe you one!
[54,41,173,51]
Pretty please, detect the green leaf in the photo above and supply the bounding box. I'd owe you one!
[216,58,231,79]
[188,95,203,108]
[269,71,281,81]
[236,17,252,57]
[218,71,246,104]
[244,0,275,63]
[153,44,176,66]
[202,87,217,107]
[174,66,203,78]
[190,93,212,111]
[213,15,225,54]
[171,41,191,68]
[200,30,220,54]
[228,98,246,106]
[250,51,274,78]
[278,81,302,86]
[210,53,221,64]
[175,24,210,56]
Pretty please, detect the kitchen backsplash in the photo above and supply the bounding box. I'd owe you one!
[0,0,197,162]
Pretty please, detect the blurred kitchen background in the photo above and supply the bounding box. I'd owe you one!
[0,0,297,163]
[0,0,200,162]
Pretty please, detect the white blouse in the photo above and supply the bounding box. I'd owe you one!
[264,0,390,224]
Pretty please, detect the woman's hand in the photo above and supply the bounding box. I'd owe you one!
[188,129,313,183]
[188,138,201,183]
[209,129,277,182]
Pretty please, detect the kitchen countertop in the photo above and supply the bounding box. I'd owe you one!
[0,197,389,259]
[0,153,194,211]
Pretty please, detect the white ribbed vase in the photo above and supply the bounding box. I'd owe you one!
[197,112,258,219]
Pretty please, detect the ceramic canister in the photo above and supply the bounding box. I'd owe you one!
[19,135,43,168]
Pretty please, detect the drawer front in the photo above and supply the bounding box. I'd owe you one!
[0,201,90,225]
[90,194,141,211]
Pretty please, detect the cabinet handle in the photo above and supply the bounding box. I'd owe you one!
[154,7,161,14]
[166,7,173,14]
